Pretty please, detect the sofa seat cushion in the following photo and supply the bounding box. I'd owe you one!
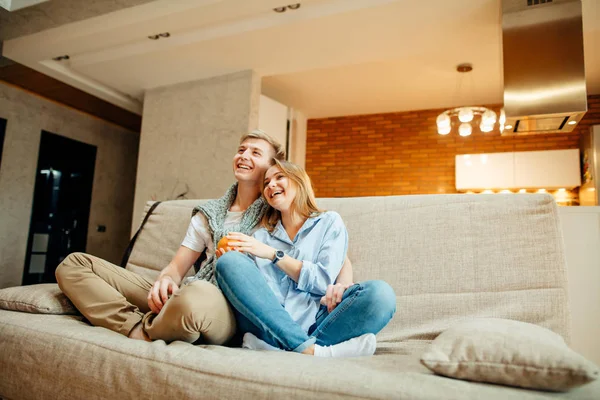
[2,310,599,400]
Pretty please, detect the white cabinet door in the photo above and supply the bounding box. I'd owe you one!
[514,149,581,189]
[455,153,515,190]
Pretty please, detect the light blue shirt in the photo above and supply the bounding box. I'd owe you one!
[251,211,348,333]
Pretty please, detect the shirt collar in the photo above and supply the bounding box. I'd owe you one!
[271,213,325,244]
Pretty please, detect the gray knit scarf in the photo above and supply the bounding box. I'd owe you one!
[185,183,269,286]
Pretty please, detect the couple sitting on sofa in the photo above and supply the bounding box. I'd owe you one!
[56,130,396,358]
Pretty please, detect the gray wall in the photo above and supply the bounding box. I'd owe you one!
[132,70,260,231]
[0,82,139,288]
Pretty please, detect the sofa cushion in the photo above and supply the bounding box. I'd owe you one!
[420,318,599,391]
[0,283,78,315]
[125,200,204,281]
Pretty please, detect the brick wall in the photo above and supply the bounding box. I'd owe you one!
[306,95,600,197]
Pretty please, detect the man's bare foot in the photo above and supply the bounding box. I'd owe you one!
[128,322,151,342]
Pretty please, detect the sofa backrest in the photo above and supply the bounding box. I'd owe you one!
[125,193,570,343]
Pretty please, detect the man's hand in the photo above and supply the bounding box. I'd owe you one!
[147,276,179,314]
[215,247,236,259]
[320,282,353,313]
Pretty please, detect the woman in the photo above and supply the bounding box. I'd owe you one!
[215,160,396,357]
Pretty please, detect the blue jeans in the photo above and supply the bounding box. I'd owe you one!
[215,251,396,353]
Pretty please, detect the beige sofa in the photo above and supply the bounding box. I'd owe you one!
[1,193,599,399]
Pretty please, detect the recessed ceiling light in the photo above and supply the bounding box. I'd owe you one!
[273,6,286,12]
[287,3,301,10]
[505,125,513,129]
[568,120,577,125]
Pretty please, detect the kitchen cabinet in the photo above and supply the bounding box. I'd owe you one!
[455,153,514,191]
[455,149,581,190]
[514,149,581,189]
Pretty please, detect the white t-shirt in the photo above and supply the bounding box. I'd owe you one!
[181,211,259,270]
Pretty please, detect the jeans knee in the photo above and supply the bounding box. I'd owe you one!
[361,280,396,320]
[215,251,250,282]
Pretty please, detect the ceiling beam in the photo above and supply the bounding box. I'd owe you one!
[0,62,141,132]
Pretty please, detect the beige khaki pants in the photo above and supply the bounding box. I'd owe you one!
[55,252,236,344]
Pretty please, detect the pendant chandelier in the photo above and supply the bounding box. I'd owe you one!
[436,63,505,137]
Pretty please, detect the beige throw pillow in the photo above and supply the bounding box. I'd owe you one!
[420,318,599,391]
[0,283,78,315]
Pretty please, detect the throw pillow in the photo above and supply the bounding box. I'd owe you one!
[0,283,78,315]
[420,318,599,391]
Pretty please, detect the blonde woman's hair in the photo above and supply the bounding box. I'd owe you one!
[261,159,322,232]
[240,129,286,162]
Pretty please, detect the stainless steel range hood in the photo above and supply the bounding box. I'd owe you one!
[502,0,587,135]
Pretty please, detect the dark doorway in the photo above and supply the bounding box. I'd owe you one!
[0,118,6,169]
[23,131,97,285]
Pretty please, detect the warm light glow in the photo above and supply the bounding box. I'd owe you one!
[499,109,506,125]
[505,125,513,130]
[459,123,472,137]
[437,113,451,128]
[466,191,475,194]
[482,190,494,194]
[499,189,512,194]
[589,188,596,192]
[519,189,527,193]
[568,121,577,125]
[438,125,451,135]
[558,188,566,192]
[537,189,547,193]
[458,108,474,123]
[479,122,494,133]
[482,109,497,125]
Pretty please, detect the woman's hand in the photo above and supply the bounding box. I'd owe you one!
[226,232,275,260]
[320,282,353,313]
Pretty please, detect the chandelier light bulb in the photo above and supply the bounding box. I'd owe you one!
[459,123,472,137]
[436,113,451,128]
[480,122,494,133]
[438,125,451,135]
[458,107,474,123]
[481,109,497,125]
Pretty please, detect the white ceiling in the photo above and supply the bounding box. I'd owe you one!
[3,0,599,118]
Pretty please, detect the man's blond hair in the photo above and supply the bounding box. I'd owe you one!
[240,130,286,161]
